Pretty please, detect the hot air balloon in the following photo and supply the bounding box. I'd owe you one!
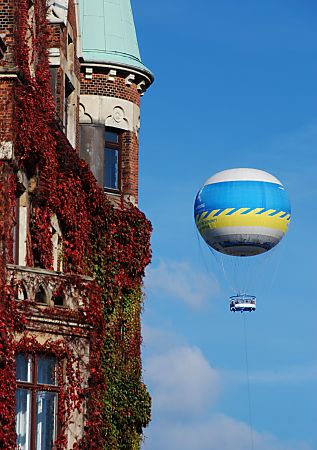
[194,168,291,312]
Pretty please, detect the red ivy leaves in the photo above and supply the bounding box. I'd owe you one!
[0,0,152,448]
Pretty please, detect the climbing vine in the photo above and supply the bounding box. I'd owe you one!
[0,0,152,448]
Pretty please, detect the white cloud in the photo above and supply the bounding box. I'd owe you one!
[250,364,317,384]
[142,324,186,354]
[142,328,314,450]
[144,345,221,417]
[222,363,317,385]
[143,414,313,450]
[144,259,219,309]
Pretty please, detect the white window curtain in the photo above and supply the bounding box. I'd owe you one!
[36,392,57,450]
[16,389,31,450]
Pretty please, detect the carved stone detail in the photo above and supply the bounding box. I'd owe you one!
[79,103,92,124]
[106,106,129,129]
[80,95,140,133]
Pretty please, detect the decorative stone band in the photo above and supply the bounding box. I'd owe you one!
[79,95,140,134]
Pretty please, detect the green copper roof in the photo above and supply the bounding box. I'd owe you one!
[79,0,153,79]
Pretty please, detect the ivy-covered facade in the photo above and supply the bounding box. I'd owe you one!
[0,0,153,448]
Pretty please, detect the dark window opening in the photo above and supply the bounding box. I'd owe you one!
[104,129,121,192]
[35,286,47,304]
[52,291,64,307]
[16,353,59,450]
[64,75,75,135]
[0,35,7,60]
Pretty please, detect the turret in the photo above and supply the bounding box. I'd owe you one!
[78,0,153,205]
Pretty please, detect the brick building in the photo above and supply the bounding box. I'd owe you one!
[0,0,153,449]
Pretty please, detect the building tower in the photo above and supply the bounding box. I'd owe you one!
[0,0,153,448]
[78,0,153,205]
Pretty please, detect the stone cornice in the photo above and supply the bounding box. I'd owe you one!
[80,61,153,91]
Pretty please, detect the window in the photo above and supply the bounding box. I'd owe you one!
[52,291,65,307]
[34,286,48,305]
[104,129,121,192]
[16,353,59,450]
[16,283,28,301]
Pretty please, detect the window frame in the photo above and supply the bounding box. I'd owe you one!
[16,353,60,450]
[103,128,122,193]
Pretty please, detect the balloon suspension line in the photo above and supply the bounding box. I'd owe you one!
[195,229,215,280]
[243,314,255,450]
[215,250,236,294]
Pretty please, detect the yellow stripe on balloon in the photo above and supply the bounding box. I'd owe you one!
[229,207,257,216]
[197,208,290,233]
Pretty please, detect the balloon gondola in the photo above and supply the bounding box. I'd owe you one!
[194,168,291,312]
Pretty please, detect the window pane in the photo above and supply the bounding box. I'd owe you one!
[37,356,57,386]
[105,130,119,143]
[36,391,57,450]
[16,354,32,382]
[104,148,119,190]
[16,388,31,450]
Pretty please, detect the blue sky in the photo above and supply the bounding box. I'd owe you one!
[133,1,317,449]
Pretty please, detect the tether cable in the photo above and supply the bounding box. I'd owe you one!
[243,314,255,450]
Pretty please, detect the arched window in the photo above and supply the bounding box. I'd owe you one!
[35,285,48,304]
[16,283,28,301]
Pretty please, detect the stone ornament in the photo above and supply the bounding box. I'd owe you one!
[106,106,129,129]
[80,95,140,133]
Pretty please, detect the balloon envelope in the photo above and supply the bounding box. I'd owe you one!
[194,168,291,256]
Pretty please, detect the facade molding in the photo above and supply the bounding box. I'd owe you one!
[80,61,153,90]
[80,94,140,134]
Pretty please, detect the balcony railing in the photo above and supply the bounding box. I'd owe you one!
[7,264,94,336]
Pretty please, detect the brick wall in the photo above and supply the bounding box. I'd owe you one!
[121,130,139,201]
[0,80,14,142]
[47,0,81,148]
[81,72,141,107]
[0,79,13,142]
[47,23,60,49]
[0,0,15,67]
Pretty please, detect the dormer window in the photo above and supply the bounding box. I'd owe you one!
[104,129,121,192]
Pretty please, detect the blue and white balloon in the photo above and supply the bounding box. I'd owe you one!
[194,168,291,256]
